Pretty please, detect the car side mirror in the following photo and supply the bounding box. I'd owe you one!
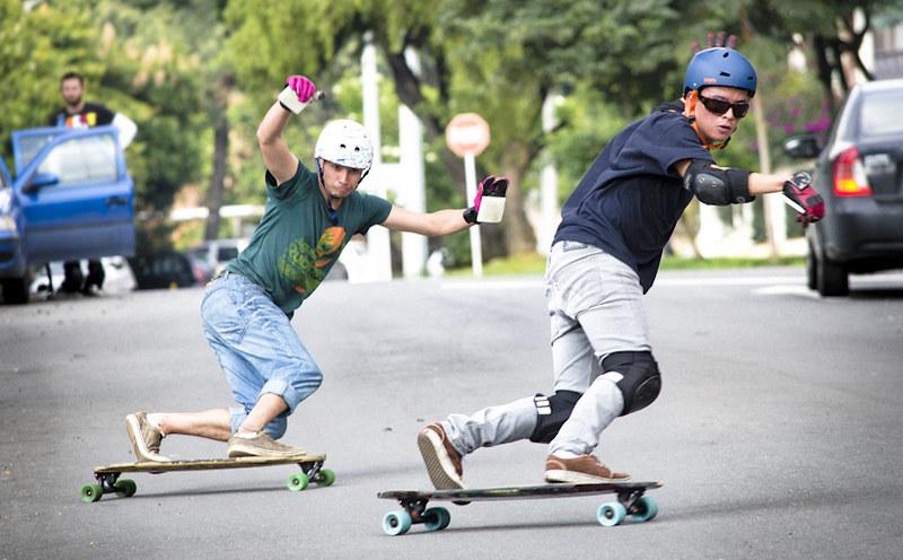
[782,134,821,159]
[21,172,60,194]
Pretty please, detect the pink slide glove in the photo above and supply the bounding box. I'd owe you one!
[278,75,319,114]
[286,75,317,103]
[463,176,509,224]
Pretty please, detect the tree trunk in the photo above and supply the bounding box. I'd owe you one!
[204,118,229,241]
[500,143,538,255]
[384,47,537,258]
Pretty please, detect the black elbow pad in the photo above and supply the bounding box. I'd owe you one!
[683,160,753,205]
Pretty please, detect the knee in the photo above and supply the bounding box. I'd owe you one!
[284,366,323,409]
[529,390,582,443]
[299,367,323,392]
[600,351,661,416]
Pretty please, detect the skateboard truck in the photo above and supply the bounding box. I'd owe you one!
[383,497,452,535]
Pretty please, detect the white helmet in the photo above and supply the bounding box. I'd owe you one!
[314,119,374,172]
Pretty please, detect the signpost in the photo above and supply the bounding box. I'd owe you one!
[445,113,491,277]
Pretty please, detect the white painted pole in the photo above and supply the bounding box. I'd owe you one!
[399,103,427,278]
[361,32,392,281]
[464,153,483,277]
[539,94,561,254]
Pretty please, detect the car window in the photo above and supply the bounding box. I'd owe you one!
[860,89,903,137]
[15,131,64,172]
[217,246,239,261]
[37,135,118,185]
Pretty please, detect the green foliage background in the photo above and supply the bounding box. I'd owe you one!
[1,0,898,260]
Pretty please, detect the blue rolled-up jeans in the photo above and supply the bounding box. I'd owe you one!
[200,272,323,439]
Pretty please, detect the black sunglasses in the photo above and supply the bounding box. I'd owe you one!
[698,94,750,118]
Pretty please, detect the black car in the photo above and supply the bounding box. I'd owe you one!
[128,251,209,290]
[783,79,902,296]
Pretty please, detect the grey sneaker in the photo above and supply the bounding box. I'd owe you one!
[125,412,171,463]
[418,422,464,490]
[544,454,631,484]
[227,431,307,458]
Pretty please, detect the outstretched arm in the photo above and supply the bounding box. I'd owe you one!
[675,159,824,225]
[381,175,509,236]
[382,205,472,236]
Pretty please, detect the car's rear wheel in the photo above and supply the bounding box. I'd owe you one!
[816,254,849,297]
[806,244,818,290]
[1,276,30,304]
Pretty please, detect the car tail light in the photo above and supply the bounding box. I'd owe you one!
[191,263,206,283]
[833,145,872,197]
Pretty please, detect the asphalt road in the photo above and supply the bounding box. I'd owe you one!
[1,268,901,560]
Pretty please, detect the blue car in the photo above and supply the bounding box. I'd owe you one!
[0,126,135,304]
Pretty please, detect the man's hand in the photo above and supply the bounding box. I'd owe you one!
[278,75,320,114]
[782,171,825,227]
[691,31,737,53]
[463,175,509,224]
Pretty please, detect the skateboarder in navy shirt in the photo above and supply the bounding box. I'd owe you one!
[124,75,508,462]
[418,41,824,488]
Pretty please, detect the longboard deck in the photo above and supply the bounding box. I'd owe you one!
[379,480,662,535]
[82,454,331,503]
[95,454,327,474]
[379,480,661,502]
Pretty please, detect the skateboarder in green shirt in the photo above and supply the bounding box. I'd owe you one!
[125,75,508,462]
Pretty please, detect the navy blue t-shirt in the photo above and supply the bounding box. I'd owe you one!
[553,105,712,292]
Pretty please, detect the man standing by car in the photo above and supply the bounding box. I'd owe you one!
[48,71,137,295]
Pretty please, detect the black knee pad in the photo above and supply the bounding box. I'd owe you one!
[600,351,661,416]
[529,390,582,443]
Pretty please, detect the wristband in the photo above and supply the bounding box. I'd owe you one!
[277,88,324,115]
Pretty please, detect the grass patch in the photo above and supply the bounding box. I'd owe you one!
[446,252,804,277]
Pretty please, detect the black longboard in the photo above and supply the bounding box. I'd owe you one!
[378,480,662,535]
[81,454,331,503]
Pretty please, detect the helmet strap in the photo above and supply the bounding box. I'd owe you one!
[315,157,371,224]
[315,159,339,223]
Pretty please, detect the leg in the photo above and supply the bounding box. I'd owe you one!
[59,260,83,293]
[417,245,598,489]
[433,241,606,456]
[201,274,321,456]
[418,396,538,490]
[238,393,289,434]
[543,243,655,481]
[152,408,232,441]
[126,274,321,460]
[83,259,105,292]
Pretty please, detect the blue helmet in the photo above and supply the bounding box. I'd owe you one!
[683,47,757,96]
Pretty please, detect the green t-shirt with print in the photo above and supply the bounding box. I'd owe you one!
[226,162,392,316]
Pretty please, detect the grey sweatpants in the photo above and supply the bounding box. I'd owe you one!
[443,241,652,458]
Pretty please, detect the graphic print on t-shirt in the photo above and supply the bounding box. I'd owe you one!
[62,112,100,128]
[278,226,346,297]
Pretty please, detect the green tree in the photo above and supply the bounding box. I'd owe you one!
[90,0,207,252]
[1,0,208,254]
[0,0,97,147]
[222,0,711,257]
[746,0,899,111]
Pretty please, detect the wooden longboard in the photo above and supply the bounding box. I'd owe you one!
[378,481,662,534]
[81,454,331,503]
